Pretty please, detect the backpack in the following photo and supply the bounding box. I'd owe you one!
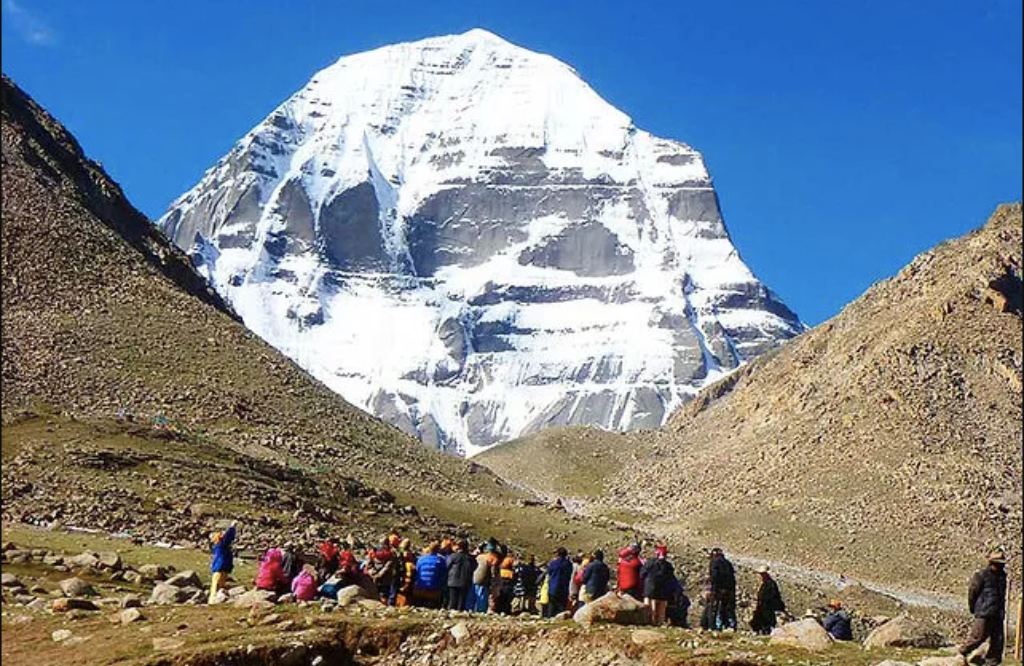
[648,559,673,590]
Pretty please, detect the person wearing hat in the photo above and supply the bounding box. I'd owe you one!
[958,549,1008,665]
[750,564,786,634]
[823,599,852,640]
[641,543,676,625]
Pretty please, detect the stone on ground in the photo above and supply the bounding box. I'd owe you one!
[336,585,373,607]
[631,629,666,646]
[51,629,74,643]
[1,573,21,587]
[120,608,145,624]
[864,614,948,649]
[917,656,965,666]
[573,592,649,627]
[769,618,834,652]
[149,582,191,605]
[164,570,202,588]
[58,577,95,597]
[233,589,278,608]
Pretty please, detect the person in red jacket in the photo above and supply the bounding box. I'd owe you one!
[617,542,643,600]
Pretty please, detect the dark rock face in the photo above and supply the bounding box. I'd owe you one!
[156,31,805,454]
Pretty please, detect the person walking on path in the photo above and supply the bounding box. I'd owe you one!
[958,549,1009,665]
[208,520,237,604]
[750,565,786,635]
[545,547,573,618]
[642,543,676,626]
[709,547,737,630]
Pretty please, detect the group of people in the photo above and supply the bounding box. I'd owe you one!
[208,526,1011,663]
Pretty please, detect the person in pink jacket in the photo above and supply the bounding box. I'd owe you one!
[255,547,288,593]
[290,567,317,601]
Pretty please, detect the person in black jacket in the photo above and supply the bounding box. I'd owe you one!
[749,565,785,634]
[642,544,676,625]
[446,539,475,611]
[958,550,1008,665]
[709,548,737,630]
[512,554,542,615]
[581,549,610,603]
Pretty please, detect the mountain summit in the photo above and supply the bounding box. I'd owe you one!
[159,30,803,454]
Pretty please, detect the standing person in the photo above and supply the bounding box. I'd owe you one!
[365,541,396,605]
[569,551,587,610]
[395,538,416,608]
[958,550,1008,665]
[617,543,644,601]
[642,544,676,626]
[545,547,573,618]
[414,542,448,609]
[512,554,542,615]
[208,520,237,604]
[280,542,303,588]
[750,565,785,635]
[822,600,852,640]
[709,547,737,630]
[495,552,516,614]
[581,549,611,604]
[473,543,497,613]
[446,539,475,611]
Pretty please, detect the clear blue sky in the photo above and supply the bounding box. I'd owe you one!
[3,0,1021,325]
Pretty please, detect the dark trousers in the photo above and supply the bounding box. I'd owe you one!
[960,616,1004,665]
[750,607,776,634]
[448,585,469,611]
[713,590,737,630]
[544,595,567,618]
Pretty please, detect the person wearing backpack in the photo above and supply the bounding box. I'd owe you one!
[617,542,644,601]
[642,543,675,626]
[208,520,237,604]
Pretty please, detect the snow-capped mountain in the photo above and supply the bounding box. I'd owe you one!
[159,28,803,456]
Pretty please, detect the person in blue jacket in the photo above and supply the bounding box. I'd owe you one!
[414,542,448,609]
[545,547,573,618]
[208,520,237,604]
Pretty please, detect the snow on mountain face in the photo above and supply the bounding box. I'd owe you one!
[159,28,803,456]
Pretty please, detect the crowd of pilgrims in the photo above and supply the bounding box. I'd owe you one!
[207,525,854,635]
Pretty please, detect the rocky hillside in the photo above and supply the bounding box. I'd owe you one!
[158,29,802,455]
[0,73,543,552]
[596,203,1023,593]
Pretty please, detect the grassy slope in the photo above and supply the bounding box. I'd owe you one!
[479,205,1024,595]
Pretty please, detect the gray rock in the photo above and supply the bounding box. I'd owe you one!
[120,607,145,624]
[96,551,122,571]
[137,564,167,581]
[917,657,965,666]
[1,573,21,587]
[149,582,190,605]
[864,614,949,650]
[233,589,278,608]
[52,597,99,612]
[573,592,649,627]
[66,552,100,569]
[58,577,95,597]
[164,570,202,588]
[52,629,74,643]
[769,618,834,652]
[120,594,143,609]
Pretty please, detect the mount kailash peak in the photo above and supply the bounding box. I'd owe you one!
[159,29,804,455]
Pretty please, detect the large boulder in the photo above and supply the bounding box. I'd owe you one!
[149,582,192,605]
[1,573,21,587]
[336,584,374,607]
[58,577,96,597]
[66,552,100,569]
[863,614,948,650]
[164,570,202,588]
[233,589,278,608]
[573,592,649,627]
[96,552,122,571]
[769,619,834,652]
[137,564,167,581]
